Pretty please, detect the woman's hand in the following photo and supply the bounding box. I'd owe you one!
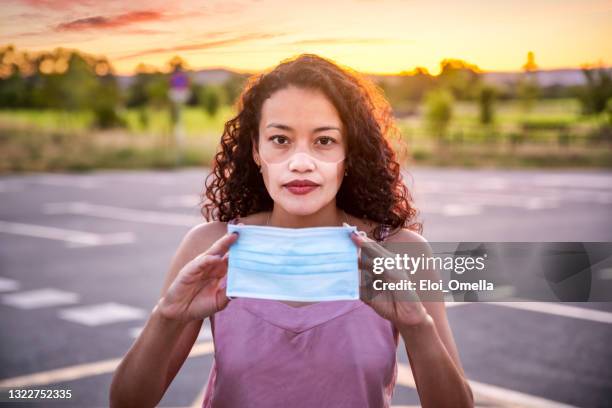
[350,230,430,329]
[156,231,239,323]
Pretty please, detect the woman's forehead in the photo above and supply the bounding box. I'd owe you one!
[260,87,343,131]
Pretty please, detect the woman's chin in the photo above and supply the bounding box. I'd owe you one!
[276,200,325,216]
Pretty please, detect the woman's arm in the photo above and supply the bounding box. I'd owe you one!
[352,228,474,407]
[109,304,192,407]
[396,231,474,408]
[109,221,229,407]
[399,306,474,408]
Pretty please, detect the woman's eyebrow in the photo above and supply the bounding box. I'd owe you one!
[265,123,341,133]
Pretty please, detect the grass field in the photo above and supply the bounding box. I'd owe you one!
[0,105,234,137]
[0,98,610,173]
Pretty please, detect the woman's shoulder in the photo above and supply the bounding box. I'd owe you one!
[182,213,270,250]
[385,227,428,244]
[180,220,231,254]
[346,214,425,244]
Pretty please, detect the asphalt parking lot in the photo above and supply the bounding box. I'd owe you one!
[1,167,611,408]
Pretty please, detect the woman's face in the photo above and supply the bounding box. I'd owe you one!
[253,85,347,216]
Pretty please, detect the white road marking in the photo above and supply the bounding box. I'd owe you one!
[0,220,135,248]
[423,193,560,211]
[158,194,201,208]
[477,177,508,191]
[469,376,579,408]
[441,204,482,217]
[0,181,23,192]
[0,341,215,388]
[2,288,79,309]
[396,363,577,408]
[44,202,201,227]
[116,174,178,185]
[598,267,612,280]
[0,334,580,408]
[487,301,612,325]
[31,176,100,189]
[58,302,146,326]
[470,285,516,302]
[0,277,20,292]
[130,321,213,341]
[532,175,612,190]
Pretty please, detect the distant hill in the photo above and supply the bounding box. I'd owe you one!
[116,68,247,90]
[117,67,607,90]
[481,69,591,87]
[367,68,609,88]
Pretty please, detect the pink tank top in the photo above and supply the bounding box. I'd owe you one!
[201,221,399,408]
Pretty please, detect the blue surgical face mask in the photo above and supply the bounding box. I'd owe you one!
[226,223,363,302]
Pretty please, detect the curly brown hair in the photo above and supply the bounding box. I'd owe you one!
[201,53,422,241]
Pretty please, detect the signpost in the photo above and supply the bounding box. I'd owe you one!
[169,69,190,166]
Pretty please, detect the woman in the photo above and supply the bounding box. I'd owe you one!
[110,54,474,407]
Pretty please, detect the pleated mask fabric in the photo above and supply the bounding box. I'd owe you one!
[226,223,361,302]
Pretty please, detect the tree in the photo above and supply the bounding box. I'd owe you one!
[198,85,222,117]
[424,88,454,143]
[518,51,539,114]
[377,67,435,115]
[222,73,248,106]
[92,72,125,129]
[522,51,538,72]
[437,59,482,100]
[579,63,612,115]
[167,55,189,73]
[479,85,497,125]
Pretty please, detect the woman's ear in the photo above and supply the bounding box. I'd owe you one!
[252,143,261,168]
[252,147,260,167]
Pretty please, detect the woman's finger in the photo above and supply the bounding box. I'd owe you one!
[206,231,239,256]
[354,236,393,261]
[213,275,230,311]
[204,257,228,279]
[190,253,227,278]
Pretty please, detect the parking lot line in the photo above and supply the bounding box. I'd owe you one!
[0,341,215,388]
[2,288,79,309]
[0,277,20,292]
[158,194,201,208]
[44,202,201,227]
[0,220,135,247]
[58,302,147,326]
[31,176,100,189]
[396,362,577,408]
[487,301,612,324]
[0,339,576,408]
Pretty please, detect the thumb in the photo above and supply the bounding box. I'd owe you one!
[215,287,230,312]
[214,276,230,312]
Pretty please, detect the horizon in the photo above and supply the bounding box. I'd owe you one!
[2,0,611,76]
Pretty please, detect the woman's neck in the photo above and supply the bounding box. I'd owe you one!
[268,204,348,228]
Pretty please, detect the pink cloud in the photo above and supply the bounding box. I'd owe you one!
[20,0,99,9]
[114,32,286,60]
[56,10,164,31]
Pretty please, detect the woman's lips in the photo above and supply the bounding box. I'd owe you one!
[284,185,319,195]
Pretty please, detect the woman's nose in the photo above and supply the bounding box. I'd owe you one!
[288,152,316,171]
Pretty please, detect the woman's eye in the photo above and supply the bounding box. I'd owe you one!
[270,135,288,145]
[317,136,336,146]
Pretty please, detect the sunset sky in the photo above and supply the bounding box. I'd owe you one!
[2,0,611,76]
